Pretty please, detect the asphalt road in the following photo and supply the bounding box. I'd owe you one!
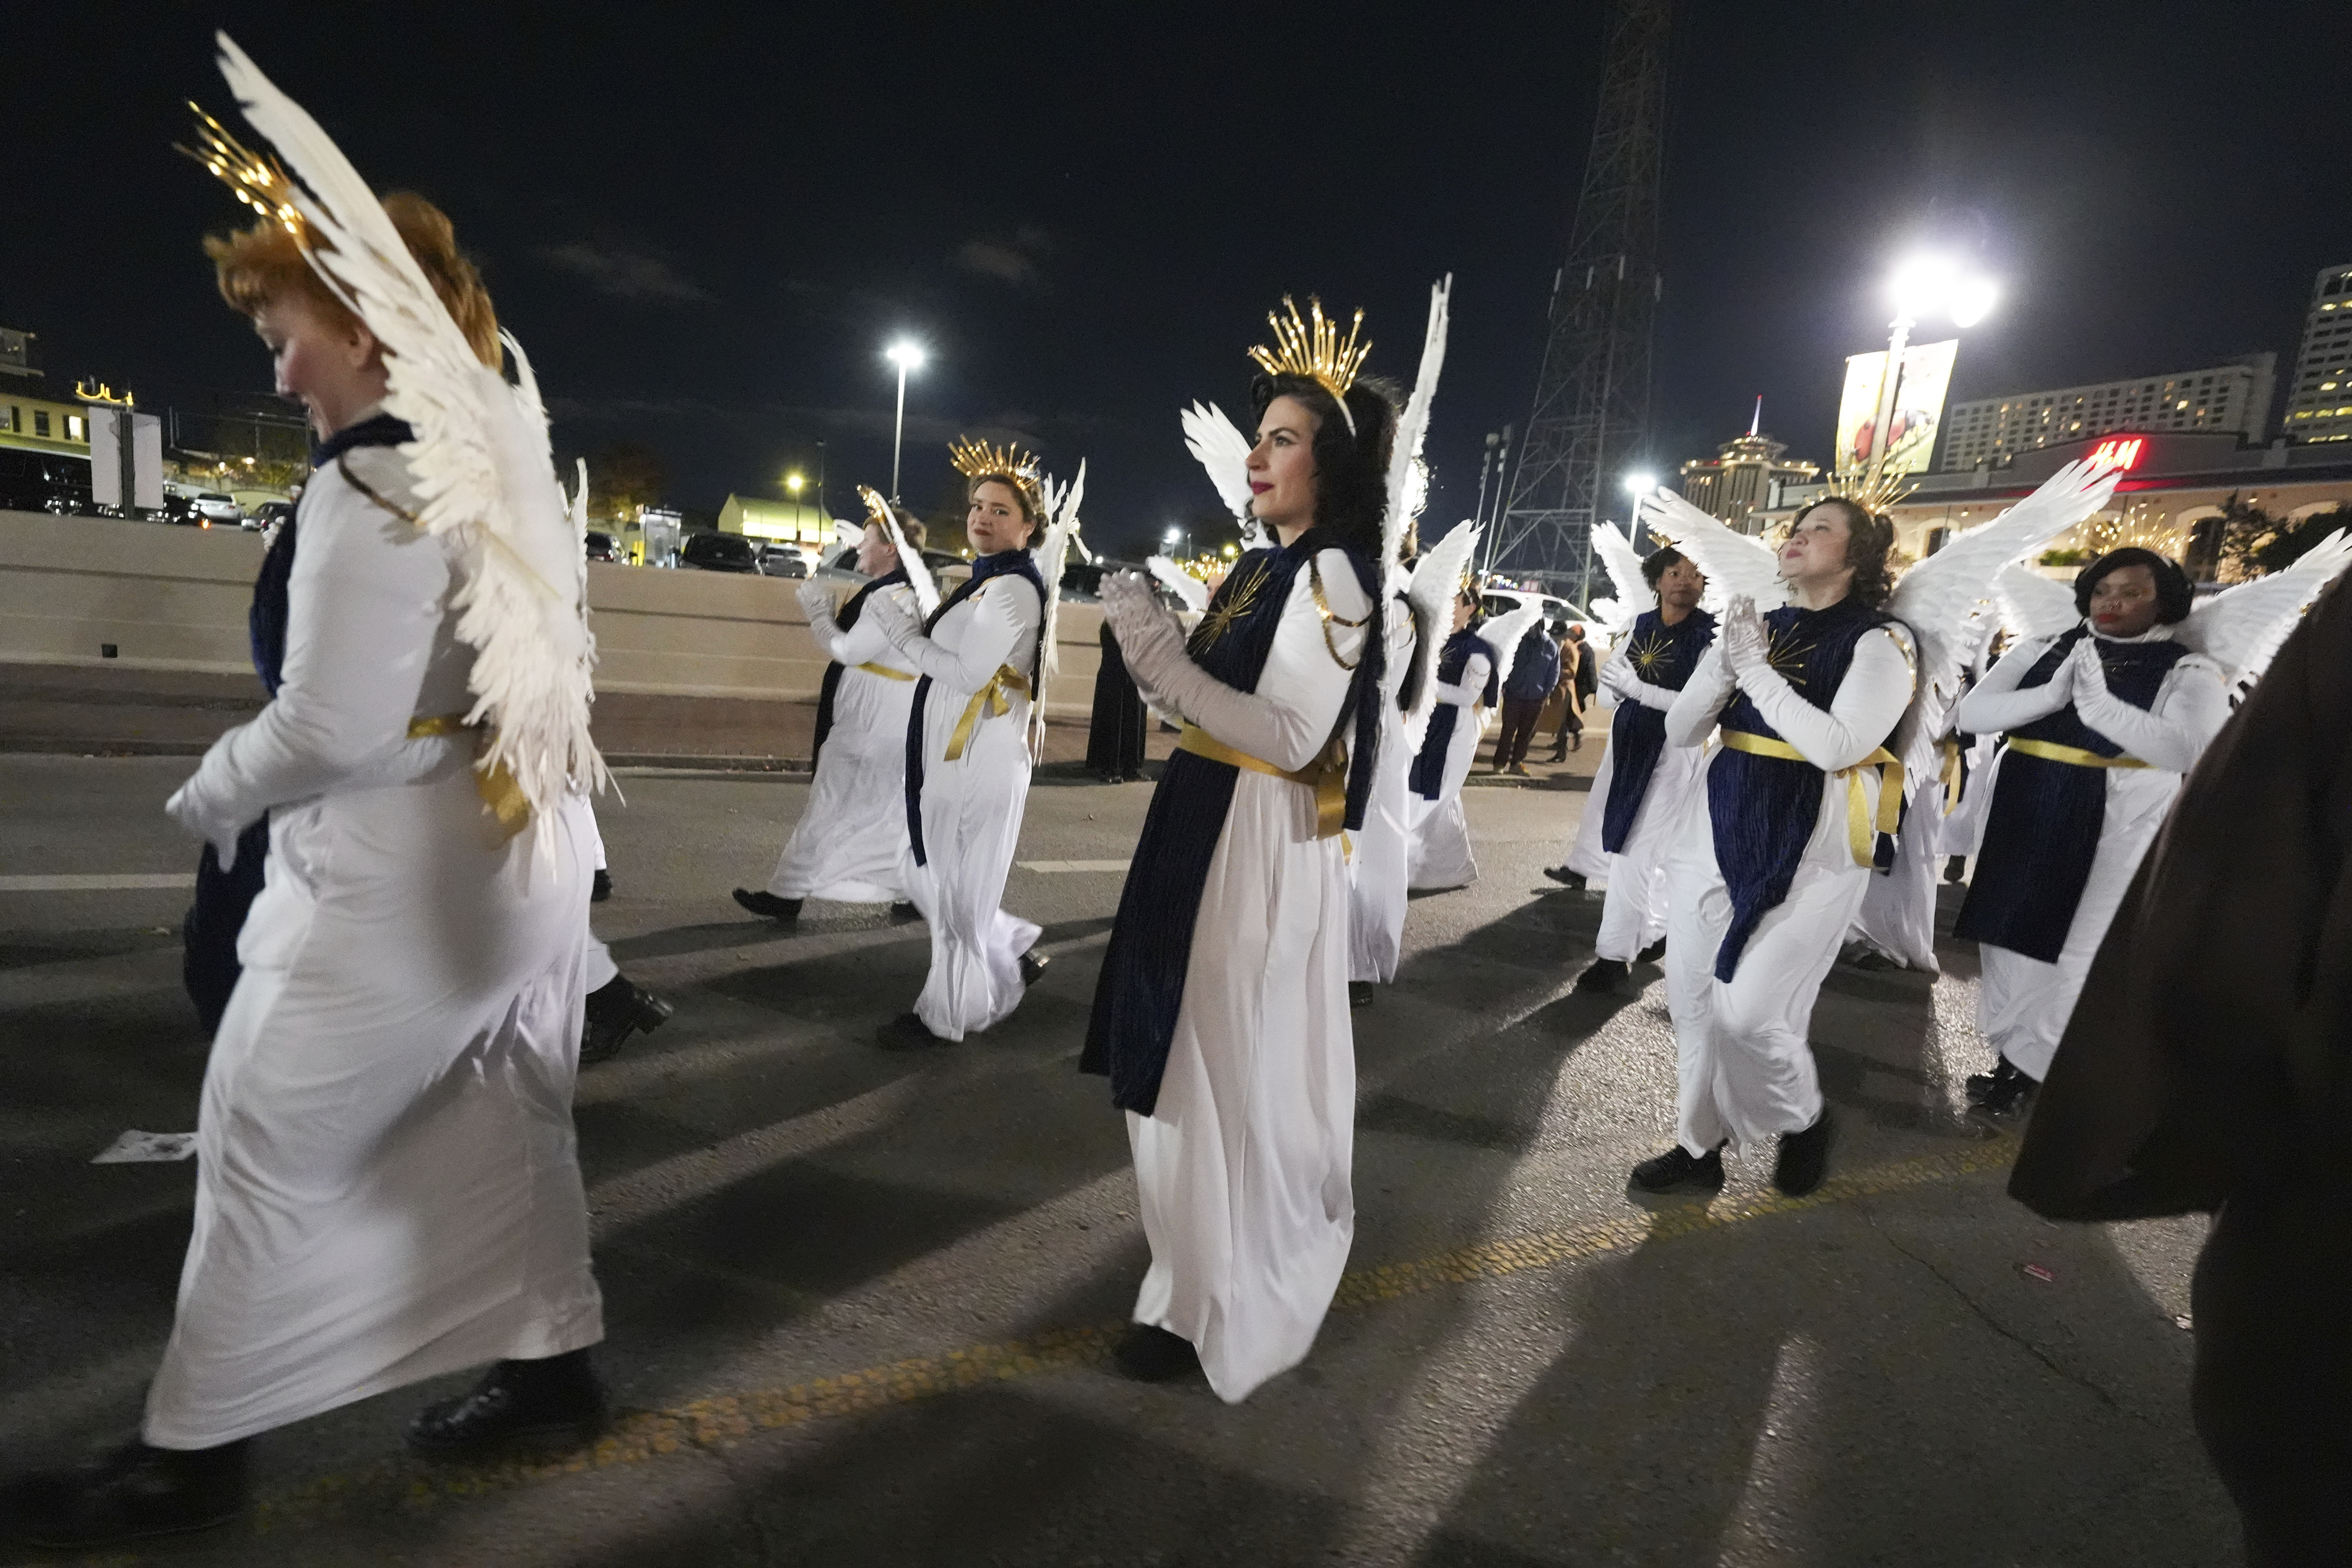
[0,754,2237,1566]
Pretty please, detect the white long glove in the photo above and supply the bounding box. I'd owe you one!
[2063,638,2229,772]
[864,587,922,653]
[1720,595,1771,686]
[1099,570,1336,772]
[165,773,252,871]
[795,579,832,621]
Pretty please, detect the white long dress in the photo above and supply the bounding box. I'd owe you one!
[1405,642,1491,891]
[1659,626,1913,1156]
[1847,783,1942,973]
[147,443,599,1449]
[1125,547,1370,1402]
[1589,663,1710,965]
[1956,627,2228,1080]
[897,566,1044,1040]
[1348,595,1417,984]
[766,584,920,904]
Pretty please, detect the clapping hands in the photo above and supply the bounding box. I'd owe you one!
[1720,595,1771,684]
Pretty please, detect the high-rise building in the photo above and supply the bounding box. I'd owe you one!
[2283,262,2352,444]
[1938,353,2276,472]
[1677,405,1820,532]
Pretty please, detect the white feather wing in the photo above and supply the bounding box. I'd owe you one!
[873,494,938,617]
[1588,520,1652,637]
[1146,555,1209,614]
[2178,528,2352,683]
[1480,599,1544,695]
[1401,520,1481,751]
[217,33,603,831]
[1382,276,1451,580]
[1993,564,2081,643]
[1182,401,1253,520]
[1635,488,1783,612]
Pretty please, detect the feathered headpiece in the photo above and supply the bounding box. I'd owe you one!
[1247,295,1371,435]
[948,436,1045,518]
[858,485,938,616]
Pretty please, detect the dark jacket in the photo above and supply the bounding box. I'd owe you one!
[1503,625,1561,702]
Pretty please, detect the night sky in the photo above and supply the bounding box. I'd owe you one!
[11,1,2351,556]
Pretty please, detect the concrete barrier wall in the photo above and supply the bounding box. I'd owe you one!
[0,509,1104,715]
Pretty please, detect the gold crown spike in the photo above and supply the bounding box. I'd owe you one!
[1820,464,1916,519]
[177,102,307,239]
[857,485,895,529]
[1247,296,1371,431]
[947,436,1045,512]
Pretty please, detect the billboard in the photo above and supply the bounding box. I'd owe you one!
[1834,338,1959,477]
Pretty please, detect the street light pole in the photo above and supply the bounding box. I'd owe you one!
[884,341,926,503]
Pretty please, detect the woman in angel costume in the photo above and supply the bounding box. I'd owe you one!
[1628,460,2119,1197]
[1953,538,2349,1116]
[1571,543,1714,994]
[10,47,610,1547]
[1404,587,1497,889]
[733,489,932,924]
[1083,294,1395,1398]
[866,440,1072,1048]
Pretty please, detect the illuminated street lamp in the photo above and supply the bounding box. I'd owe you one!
[1866,254,1997,485]
[884,340,926,501]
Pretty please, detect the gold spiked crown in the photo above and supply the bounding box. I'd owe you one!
[857,485,896,529]
[1818,463,1916,521]
[1247,296,1371,425]
[947,436,1044,513]
[179,103,307,240]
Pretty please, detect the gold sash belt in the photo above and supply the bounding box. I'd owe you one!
[2004,736,2148,769]
[944,665,1029,760]
[407,714,532,842]
[855,662,916,682]
[1718,728,1901,868]
[1176,724,1350,840]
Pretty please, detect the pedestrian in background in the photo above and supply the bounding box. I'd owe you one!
[1087,617,1149,782]
[1546,622,1595,759]
[1490,615,1561,776]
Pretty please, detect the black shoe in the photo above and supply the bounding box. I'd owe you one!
[1847,947,1902,972]
[1542,865,1587,889]
[1943,855,1968,885]
[580,974,673,1065]
[732,887,802,923]
[1571,735,1582,751]
[888,900,922,922]
[1630,1144,1725,1193]
[1575,957,1630,993]
[1112,1324,1199,1382]
[1636,938,1667,965]
[1966,1058,2036,1118]
[1773,1114,1833,1196]
[876,1011,951,1051]
[591,868,613,904]
[5,1438,249,1548]
[1507,763,1531,777]
[1018,948,1051,987]
[1546,749,1568,763]
[1348,980,1376,1009]
[407,1352,606,1459]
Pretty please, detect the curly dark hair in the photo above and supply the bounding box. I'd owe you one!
[1640,545,1689,591]
[2074,547,2193,624]
[1247,371,1400,561]
[1789,496,1898,608]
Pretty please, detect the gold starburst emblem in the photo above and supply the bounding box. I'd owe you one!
[1191,562,1268,652]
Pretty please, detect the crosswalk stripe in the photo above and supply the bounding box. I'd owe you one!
[0,873,196,892]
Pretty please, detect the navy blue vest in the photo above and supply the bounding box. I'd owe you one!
[1953,628,2190,962]
[809,565,909,772]
[902,550,1047,867]
[1707,596,1896,981]
[1409,626,1500,800]
[1601,608,1717,853]
[182,414,414,1033]
[1082,530,1381,1114]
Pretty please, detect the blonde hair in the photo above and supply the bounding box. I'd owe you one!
[203,192,500,369]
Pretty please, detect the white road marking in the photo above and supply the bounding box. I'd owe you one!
[1014,859,1132,874]
[0,873,196,892]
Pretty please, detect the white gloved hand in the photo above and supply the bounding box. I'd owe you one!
[1720,595,1771,683]
[165,775,250,872]
[1599,655,1638,699]
[863,586,922,652]
[795,579,832,620]
[1100,570,1191,684]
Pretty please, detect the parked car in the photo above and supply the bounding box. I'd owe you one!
[247,499,294,531]
[678,532,760,573]
[756,544,809,578]
[191,492,244,527]
[584,530,617,563]
[0,449,93,515]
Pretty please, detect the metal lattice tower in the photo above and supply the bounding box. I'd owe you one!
[1488,0,1670,601]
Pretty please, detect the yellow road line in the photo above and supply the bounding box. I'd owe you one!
[94,1137,2023,1546]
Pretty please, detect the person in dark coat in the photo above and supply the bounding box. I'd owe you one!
[1490,618,1562,776]
[1546,622,1595,759]
[1087,618,1149,782]
[2009,574,2352,1566]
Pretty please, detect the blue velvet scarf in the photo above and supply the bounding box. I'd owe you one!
[1600,607,1717,852]
[1706,595,1891,982]
[809,565,909,772]
[1409,626,1500,800]
[1953,628,2189,962]
[182,414,413,1033]
[1081,528,1381,1114]
[903,550,1047,867]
